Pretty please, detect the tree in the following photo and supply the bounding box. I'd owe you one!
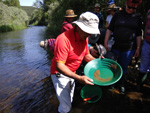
[3,0,20,8]
[33,0,44,9]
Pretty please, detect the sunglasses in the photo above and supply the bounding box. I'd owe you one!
[127,5,137,9]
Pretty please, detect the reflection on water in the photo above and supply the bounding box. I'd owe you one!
[0,26,58,113]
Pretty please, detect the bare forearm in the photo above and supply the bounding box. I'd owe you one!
[56,62,94,85]
[56,62,81,80]
[104,29,112,50]
[84,54,95,62]
[104,29,111,44]
[134,36,142,57]
[136,36,142,49]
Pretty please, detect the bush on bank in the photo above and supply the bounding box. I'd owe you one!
[0,2,29,32]
[29,8,48,26]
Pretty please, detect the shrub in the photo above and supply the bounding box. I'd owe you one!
[0,2,29,32]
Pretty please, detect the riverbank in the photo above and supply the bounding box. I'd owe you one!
[0,2,28,32]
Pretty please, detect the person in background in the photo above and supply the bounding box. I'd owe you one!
[50,12,100,113]
[104,0,142,94]
[105,3,117,52]
[106,0,122,29]
[136,9,150,91]
[94,3,104,29]
[61,9,77,33]
[105,3,117,29]
[40,38,55,53]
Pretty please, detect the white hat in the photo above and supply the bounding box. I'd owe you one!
[95,3,100,7]
[72,12,100,34]
[40,39,48,50]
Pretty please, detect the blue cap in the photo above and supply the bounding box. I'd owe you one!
[108,0,115,5]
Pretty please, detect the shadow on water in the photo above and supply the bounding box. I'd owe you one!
[0,26,150,113]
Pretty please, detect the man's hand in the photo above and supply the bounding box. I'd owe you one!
[78,76,94,85]
[90,46,99,57]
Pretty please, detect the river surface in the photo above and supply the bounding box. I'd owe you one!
[0,26,56,113]
[0,26,150,113]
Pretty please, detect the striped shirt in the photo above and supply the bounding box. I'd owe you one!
[48,39,55,53]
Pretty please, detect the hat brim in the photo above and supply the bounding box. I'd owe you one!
[73,21,100,34]
[64,15,77,18]
[107,8,117,11]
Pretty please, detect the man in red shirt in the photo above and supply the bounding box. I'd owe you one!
[51,12,100,113]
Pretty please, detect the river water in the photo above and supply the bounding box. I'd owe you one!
[0,26,57,113]
[0,26,150,113]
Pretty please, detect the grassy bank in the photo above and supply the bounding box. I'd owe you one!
[0,2,29,32]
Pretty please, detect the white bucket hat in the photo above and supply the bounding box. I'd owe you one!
[72,12,100,34]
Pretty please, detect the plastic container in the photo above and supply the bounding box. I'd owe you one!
[80,85,102,103]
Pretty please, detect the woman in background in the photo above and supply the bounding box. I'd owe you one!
[104,0,142,94]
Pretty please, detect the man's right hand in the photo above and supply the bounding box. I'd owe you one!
[79,76,94,85]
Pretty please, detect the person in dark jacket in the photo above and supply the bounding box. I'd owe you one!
[104,0,142,94]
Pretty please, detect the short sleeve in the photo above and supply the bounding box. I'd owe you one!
[54,35,70,63]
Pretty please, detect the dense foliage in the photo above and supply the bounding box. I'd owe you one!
[29,8,48,25]
[1,0,150,34]
[0,2,28,32]
[1,0,20,8]
[21,6,38,17]
[41,0,150,38]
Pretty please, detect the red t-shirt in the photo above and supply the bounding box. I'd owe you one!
[50,27,89,74]
[61,20,73,33]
